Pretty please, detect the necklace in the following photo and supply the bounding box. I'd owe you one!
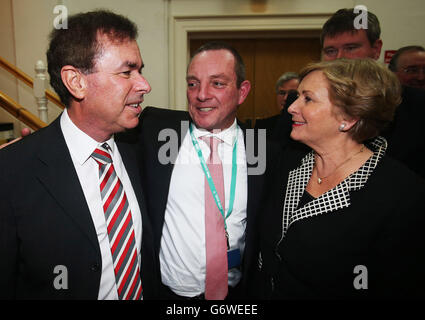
[316,145,365,184]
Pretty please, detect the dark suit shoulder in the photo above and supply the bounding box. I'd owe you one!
[263,140,309,173]
[254,114,280,130]
[141,106,190,121]
[373,154,425,193]
[0,117,61,165]
[401,85,425,108]
[137,106,190,137]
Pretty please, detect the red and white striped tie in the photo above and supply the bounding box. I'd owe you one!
[91,143,142,300]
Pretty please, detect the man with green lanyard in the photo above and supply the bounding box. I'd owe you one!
[138,41,265,299]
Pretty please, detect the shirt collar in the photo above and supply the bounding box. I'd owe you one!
[192,119,238,147]
[60,109,115,165]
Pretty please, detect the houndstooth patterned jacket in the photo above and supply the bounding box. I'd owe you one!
[278,136,386,242]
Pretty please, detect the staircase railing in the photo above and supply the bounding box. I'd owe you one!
[0,90,47,131]
[0,56,64,109]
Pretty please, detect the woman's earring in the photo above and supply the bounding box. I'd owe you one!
[338,123,346,132]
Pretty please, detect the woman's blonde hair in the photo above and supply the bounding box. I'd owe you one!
[300,58,401,142]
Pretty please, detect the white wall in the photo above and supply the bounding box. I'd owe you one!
[0,0,170,133]
[63,0,169,110]
[0,0,21,137]
[356,0,425,62]
[169,0,351,16]
[169,0,425,61]
[12,0,62,126]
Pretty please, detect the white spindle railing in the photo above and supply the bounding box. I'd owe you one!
[33,60,48,123]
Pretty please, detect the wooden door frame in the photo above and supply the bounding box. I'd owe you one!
[168,14,331,109]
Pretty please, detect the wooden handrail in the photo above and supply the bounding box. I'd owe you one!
[0,90,47,131]
[0,56,65,109]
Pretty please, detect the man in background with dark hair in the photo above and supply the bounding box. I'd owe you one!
[320,7,425,179]
[321,8,382,61]
[389,45,425,90]
[0,10,158,299]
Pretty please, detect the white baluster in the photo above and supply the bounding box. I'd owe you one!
[34,60,48,123]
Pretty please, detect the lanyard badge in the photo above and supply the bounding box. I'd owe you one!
[189,124,238,243]
[189,124,242,269]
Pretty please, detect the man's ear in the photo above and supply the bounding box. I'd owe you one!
[372,39,383,60]
[238,80,251,105]
[60,66,87,100]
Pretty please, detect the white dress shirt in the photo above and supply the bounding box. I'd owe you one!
[60,109,142,300]
[160,120,248,297]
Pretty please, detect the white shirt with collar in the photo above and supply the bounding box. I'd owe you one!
[60,109,142,300]
[160,119,248,297]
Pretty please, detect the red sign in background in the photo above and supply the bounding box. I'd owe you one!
[384,50,397,64]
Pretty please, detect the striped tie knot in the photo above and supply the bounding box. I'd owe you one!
[91,143,113,167]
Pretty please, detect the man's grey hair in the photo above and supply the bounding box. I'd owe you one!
[275,72,299,93]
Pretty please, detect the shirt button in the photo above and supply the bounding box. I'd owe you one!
[91,263,100,272]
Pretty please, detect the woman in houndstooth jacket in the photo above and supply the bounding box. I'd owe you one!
[251,59,425,299]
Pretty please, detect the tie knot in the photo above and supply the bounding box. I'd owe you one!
[201,136,222,153]
[91,143,112,166]
[200,136,223,164]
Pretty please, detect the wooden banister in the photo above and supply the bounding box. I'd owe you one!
[0,56,65,109]
[0,90,47,131]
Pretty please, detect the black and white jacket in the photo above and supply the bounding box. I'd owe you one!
[253,137,425,299]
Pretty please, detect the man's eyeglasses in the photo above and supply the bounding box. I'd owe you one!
[402,66,425,75]
[278,89,299,97]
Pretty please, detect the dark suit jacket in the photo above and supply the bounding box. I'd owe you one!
[0,116,158,299]
[254,90,300,149]
[253,138,425,299]
[382,86,425,179]
[132,106,265,297]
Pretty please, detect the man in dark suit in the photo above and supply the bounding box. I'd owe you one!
[254,72,299,136]
[131,42,266,299]
[0,10,158,299]
[389,45,425,90]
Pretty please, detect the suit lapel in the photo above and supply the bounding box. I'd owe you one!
[34,118,100,252]
[117,140,157,284]
[282,153,313,235]
[243,127,255,219]
[240,125,264,220]
[144,112,191,250]
[156,115,190,209]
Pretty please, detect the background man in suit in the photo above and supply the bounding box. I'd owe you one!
[254,72,300,146]
[389,45,425,90]
[275,72,300,113]
[320,8,425,179]
[0,10,158,299]
[136,41,265,299]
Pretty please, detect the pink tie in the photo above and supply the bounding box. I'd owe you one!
[201,136,228,300]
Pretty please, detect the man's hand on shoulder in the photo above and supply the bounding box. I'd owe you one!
[0,128,31,150]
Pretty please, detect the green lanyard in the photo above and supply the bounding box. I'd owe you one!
[189,124,238,231]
